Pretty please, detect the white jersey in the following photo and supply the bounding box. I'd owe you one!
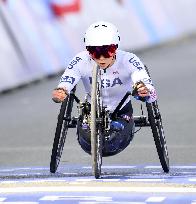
[58,50,157,112]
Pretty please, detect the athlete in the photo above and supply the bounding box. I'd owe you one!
[52,21,157,156]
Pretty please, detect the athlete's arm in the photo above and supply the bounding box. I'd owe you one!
[52,54,83,103]
[127,53,157,102]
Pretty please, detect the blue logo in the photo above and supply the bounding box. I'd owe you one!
[129,57,143,70]
[60,76,75,84]
[89,77,123,88]
[67,57,82,69]
[143,78,153,85]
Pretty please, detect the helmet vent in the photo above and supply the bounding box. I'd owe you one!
[94,24,108,28]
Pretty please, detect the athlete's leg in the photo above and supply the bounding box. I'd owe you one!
[110,100,134,131]
[103,101,135,156]
[77,121,91,154]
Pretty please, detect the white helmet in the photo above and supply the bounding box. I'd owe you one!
[84,21,120,46]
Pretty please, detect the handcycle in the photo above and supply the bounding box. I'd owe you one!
[50,65,169,179]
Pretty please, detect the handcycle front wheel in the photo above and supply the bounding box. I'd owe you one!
[50,88,75,173]
[90,64,103,179]
[146,101,169,173]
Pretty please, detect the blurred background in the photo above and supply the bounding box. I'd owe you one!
[1,0,196,92]
[0,0,196,168]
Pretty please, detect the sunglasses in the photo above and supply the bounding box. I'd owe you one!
[86,44,117,59]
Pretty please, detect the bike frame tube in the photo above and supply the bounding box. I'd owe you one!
[110,91,132,120]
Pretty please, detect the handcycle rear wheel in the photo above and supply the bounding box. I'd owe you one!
[90,65,103,179]
[50,88,75,173]
[146,101,169,173]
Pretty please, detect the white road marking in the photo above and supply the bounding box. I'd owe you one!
[1,165,196,172]
[126,179,165,182]
[189,178,196,182]
[99,179,121,182]
[0,186,196,193]
[62,172,78,175]
[0,168,32,172]
[40,195,112,201]
[21,179,69,183]
[74,179,95,182]
[171,166,196,169]
[145,196,166,202]
[0,198,6,202]
[144,166,162,169]
[0,202,38,204]
[151,171,161,174]
[79,202,145,204]
[82,166,136,169]
[179,171,196,174]
[0,181,18,184]
[75,179,121,182]
[145,165,196,169]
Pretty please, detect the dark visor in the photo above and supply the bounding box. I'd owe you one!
[86,44,117,59]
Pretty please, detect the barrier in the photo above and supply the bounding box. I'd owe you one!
[0,0,196,92]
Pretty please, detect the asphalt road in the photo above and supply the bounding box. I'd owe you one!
[0,35,196,168]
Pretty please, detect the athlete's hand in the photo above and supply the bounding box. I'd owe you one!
[132,81,149,97]
[52,88,67,103]
[136,82,149,97]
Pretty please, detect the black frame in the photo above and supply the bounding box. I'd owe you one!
[50,87,78,173]
[146,101,169,172]
[50,69,169,175]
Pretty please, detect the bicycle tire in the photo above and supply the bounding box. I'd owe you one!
[146,101,169,173]
[50,89,75,173]
[90,65,103,179]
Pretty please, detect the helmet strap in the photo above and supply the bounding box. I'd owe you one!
[103,55,116,73]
